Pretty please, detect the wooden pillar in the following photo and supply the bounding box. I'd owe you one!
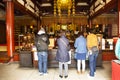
[37,17,41,30]
[4,0,15,62]
[88,18,92,28]
[118,0,120,36]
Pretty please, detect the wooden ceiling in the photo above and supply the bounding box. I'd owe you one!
[0,0,118,19]
[31,0,91,15]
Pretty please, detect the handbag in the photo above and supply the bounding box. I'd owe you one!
[74,52,77,59]
[91,46,98,54]
[67,50,71,64]
[67,44,71,51]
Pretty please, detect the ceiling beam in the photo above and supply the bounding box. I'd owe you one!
[31,0,41,11]
[31,0,43,16]
[90,0,117,19]
[89,0,97,7]
[0,2,5,10]
[14,0,37,19]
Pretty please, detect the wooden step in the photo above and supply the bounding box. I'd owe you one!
[0,56,10,63]
[0,51,10,63]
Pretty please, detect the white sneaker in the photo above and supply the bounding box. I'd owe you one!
[87,74,94,79]
[43,73,48,75]
[94,72,96,75]
[39,72,43,75]
[88,71,96,75]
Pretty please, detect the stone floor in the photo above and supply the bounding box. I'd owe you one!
[0,61,111,80]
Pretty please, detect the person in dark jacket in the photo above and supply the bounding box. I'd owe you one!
[35,28,49,75]
[56,30,70,78]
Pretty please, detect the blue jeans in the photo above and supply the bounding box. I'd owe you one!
[37,51,48,73]
[89,51,98,77]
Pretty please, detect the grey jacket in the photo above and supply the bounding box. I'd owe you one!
[56,36,70,62]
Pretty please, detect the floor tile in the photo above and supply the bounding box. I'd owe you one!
[0,61,111,80]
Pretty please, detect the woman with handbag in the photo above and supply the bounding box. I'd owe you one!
[74,32,87,74]
[56,30,70,78]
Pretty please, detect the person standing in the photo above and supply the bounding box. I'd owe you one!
[74,32,87,74]
[35,27,49,75]
[87,29,99,78]
[56,30,70,78]
[115,35,120,60]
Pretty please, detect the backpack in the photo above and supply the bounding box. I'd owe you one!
[36,35,48,51]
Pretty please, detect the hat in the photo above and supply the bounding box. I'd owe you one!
[37,28,45,35]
